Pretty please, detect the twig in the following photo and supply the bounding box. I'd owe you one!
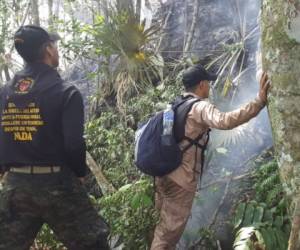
[189,178,232,249]
[86,151,116,195]
[199,146,273,192]
[209,178,232,229]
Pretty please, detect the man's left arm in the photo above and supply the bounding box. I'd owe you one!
[62,87,87,177]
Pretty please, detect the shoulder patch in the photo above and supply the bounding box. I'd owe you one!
[14,77,35,94]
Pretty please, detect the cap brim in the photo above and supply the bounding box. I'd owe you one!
[207,73,218,81]
[49,33,61,42]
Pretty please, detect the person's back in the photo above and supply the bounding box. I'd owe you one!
[0,25,109,250]
[0,62,87,176]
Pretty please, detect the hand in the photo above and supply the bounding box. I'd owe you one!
[259,72,271,103]
[78,177,85,185]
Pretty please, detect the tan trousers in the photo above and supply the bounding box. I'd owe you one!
[150,176,195,250]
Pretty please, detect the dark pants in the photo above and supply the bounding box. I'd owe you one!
[0,168,110,250]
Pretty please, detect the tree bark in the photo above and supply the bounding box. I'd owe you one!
[184,0,200,52]
[48,0,54,28]
[136,0,142,23]
[31,0,40,26]
[155,2,174,53]
[116,0,134,13]
[261,1,300,249]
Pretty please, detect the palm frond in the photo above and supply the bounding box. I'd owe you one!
[89,4,164,110]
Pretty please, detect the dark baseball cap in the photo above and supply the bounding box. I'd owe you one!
[14,25,60,62]
[182,64,217,88]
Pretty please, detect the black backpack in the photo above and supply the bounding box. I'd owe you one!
[134,95,210,177]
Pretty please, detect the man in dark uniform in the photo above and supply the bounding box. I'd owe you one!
[0,25,109,250]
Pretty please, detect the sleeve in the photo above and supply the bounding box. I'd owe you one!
[194,97,266,130]
[62,86,87,177]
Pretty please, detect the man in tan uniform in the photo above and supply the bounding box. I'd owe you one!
[150,64,270,250]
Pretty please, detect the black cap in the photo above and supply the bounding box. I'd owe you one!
[14,25,60,62]
[182,64,217,88]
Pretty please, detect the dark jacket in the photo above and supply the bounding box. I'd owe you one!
[0,63,87,177]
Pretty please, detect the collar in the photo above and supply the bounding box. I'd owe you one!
[183,92,200,98]
[24,62,55,75]
[182,92,209,101]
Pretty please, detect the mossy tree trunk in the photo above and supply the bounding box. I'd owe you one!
[261,1,300,249]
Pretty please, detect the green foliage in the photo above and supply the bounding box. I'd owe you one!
[53,18,94,62]
[233,201,289,230]
[97,179,158,250]
[233,226,264,250]
[86,111,138,188]
[84,62,186,248]
[254,160,285,211]
[85,63,184,188]
[81,6,164,108]
[233,225,289,250]
[33,224,66,250]
[232,160,290,250]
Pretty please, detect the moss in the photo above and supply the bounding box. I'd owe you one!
[261,1,300,78]
[262,4,296,53]
[262,0,300,166]
[272,73,300,94]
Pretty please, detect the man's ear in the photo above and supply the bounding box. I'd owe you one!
[45,45,54,57]
[199,81,204,89]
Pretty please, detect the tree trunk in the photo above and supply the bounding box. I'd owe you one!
[184,0,200,52]
[48,0,54,28]
[31,0,40,26]
[136,0,142,23]
[117,0,134,13]
[155,2,174,53]
[261,1,300,249]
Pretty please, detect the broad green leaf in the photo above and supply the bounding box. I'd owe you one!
[234,203,247,229]
[131,193,141,209]
[119,183,132,192]
[252,206,264,224]
[242,204,255,227]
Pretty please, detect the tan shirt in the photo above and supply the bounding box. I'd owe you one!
[165,92,265,192]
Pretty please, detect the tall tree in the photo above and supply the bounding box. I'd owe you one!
[31,0,40,26]
[0,0,11,83]
[48,0,54,28]
[261,1,300,249]
[184,0,199,52]
[135,0,142,23]
[116,0,134,13]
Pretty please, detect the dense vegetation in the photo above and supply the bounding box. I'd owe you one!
[0,0,296,249]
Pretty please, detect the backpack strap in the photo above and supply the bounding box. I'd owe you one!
[171,95,211,182]
[172,95,202,143]
[183,129,211,184]
[182,132,206,152]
